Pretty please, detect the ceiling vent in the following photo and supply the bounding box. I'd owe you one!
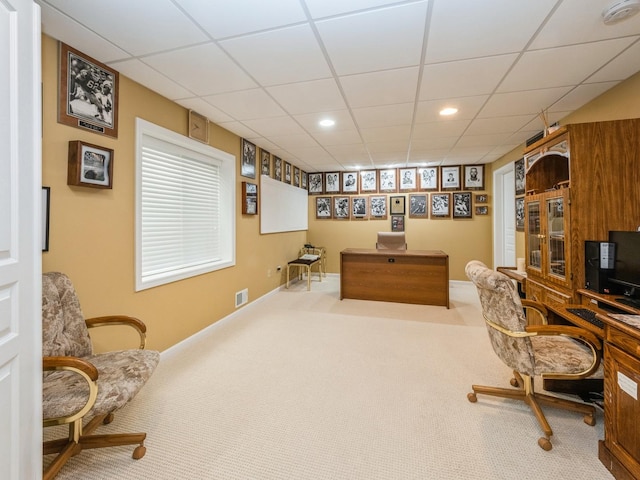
[602,0,640,25]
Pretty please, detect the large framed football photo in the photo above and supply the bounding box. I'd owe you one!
[58,42,119,138]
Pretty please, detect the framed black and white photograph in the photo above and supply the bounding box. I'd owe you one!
[369,195,387,219]
[351,197,368,219]
[67,140,113,189]
[475,206,489,215]
[241,138,256,179]
[399,168,417,191]
[284,161,291,183]
[333,196,350,219]
[409,194,428,218]
[58,42,119,138]
[463,165,484,190]
[379,168,397,192]
[260,149,271,176]
[42,187,51,252]
[308,173,323,194]
[301,171,308,189]
[441,166,460,190]
[453,192,472,218]
[431,193,451,218]
[342,171,358,193]
[475,194,488,204]
[515,197,525,231]
[316,197,332,219]
[325,172,340,193]
[391,215,405,232]
[294,167,300,187]
[242,182,258,215]
[390,195,405,215]
[359,170,377,193]
[418,166,439,191]
[515,157,525,196]
[273,156,282,181]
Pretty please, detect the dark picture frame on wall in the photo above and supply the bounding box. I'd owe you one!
[241,138,256,179]
[273,156,282,181]
[369,195,387,219]
[67,140,114,189]
[260,149,271,176]
[453,192,472,218]
[409,194,428,218]
[351,196,368,219]
[308,173,323,194]
[431,193,451,218]
[333,196,350,219]
[58,42,119,138]
[284,161,291,183]
[515,157,526,196]
[241,182,258,215]
[391,215,405,232]
[515,196,525,231]
[315,196,332,219]
[390,195,405,215]
[463,165,484,190]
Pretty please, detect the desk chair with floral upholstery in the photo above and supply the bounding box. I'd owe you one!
[42,272,160,479]
[465,261,602,451]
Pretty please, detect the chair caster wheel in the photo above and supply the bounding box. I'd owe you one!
[467,392,477,403]
[584,414,596,426]
[133,445,146,459]
[510,377,520,387]
[538,437,552,451]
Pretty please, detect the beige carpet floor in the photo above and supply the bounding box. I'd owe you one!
[44,275,614,479]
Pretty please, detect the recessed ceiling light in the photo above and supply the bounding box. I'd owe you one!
[440,107,458,116]
[319,119,335,127]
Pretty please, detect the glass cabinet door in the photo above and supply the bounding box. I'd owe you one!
[527,200,542,270]
[547,196,566,279]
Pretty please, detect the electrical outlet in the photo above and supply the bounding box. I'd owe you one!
[267,269,272,277]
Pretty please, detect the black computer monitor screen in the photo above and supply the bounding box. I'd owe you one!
[608,231,640,300]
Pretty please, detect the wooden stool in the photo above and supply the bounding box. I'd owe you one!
[286,257,322,291]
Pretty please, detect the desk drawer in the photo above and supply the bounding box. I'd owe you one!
[607,326,640,358]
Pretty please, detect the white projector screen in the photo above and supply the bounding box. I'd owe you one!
[260,174,308,234]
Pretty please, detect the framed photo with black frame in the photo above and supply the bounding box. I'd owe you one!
[58,42,119,138]
[308,173,323,194]
[301,171,308,189]
[515,157,525,196]
[294,166,301,187]
[284,161,291,183]
[391,215,405,232]
[242,182,258,215]
[273,156,282,181]
[409,194,428,218]
[431,193,451,218]
[390,195,405,215]
[369,195,387,219]
[351,196,368,219]
[515,197,525,231]
[241,138,256,179]
[260,149,271,176]
[315,197,332,219]
[67,140,113,189]
[453,192,472,218]
[333,196,350,219]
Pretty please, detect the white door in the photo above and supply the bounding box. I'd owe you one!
[0,1,42,478]
[493,163,516,268]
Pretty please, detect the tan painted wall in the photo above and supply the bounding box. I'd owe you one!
[41,35,305,352]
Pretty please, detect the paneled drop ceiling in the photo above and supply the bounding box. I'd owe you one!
[37,0,640,171]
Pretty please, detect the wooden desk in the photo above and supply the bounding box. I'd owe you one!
[340,248,449,307]
[497,267,527,298]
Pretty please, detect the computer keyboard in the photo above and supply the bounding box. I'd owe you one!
[566,308,604,329]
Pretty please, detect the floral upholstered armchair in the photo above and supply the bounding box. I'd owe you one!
[42,272,160,480]
[464,260,602,451]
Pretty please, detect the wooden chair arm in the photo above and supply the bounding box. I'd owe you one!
[525,324,602,351]
[85,315,148,349]
[521,299,548,324]
[43,355,99,380]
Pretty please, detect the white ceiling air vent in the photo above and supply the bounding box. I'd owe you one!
[602,0,640,25]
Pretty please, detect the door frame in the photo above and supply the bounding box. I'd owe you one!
[493,162,516,269]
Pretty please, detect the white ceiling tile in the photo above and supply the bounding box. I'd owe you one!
[311,129,363,146]
[415,96,489,123]
[176,98,235,124]
[549,82,619,112]
[42,0,208,56]
[216,121,261,140]
[143,44,257,96]
[294,110,357,133]
[412,120,471,139]
[479,87,573,117]
[425,0,557,63]
[242,116,307,137]
[109,59,194,100]
[587,39,640,83]
[465,115,537,136]
[268,133,320,150]
[304,0,407,18]
[340,67,419,108]
[316,2,428,75]
[411,137,459,150]
[420,55,518,100]
[220,24,332,86]
[176,0,307,39]
[203,89,286,120]
[38,1,130,62]
[499,38,637,92]
[351,103,414,129]
[361,125,411,143]
[267,78,346,115]
[455,133,512,148]
[530,0,640,49]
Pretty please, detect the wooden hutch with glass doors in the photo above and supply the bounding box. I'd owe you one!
[523,119,640,305]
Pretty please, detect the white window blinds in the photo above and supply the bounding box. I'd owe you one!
[136,118,235,291]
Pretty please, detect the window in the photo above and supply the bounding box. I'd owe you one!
[135,118,235,291]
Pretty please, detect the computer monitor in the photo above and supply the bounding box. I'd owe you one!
[376,232,407,250]
[608,230,640,306]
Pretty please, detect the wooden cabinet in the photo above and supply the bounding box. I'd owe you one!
[523,120,640,304]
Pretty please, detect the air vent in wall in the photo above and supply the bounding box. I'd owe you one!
[235,288,248,308]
